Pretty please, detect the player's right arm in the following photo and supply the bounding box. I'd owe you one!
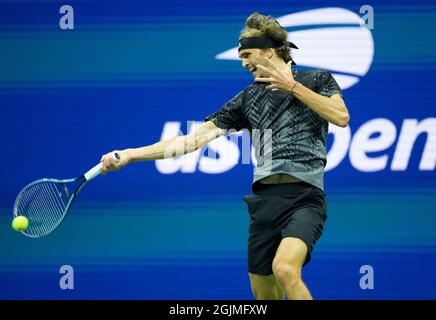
[100,121,225,173]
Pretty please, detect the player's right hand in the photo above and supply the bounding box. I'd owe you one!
[100,150,130,174]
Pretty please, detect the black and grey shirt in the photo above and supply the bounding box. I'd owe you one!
[205,69,342,191]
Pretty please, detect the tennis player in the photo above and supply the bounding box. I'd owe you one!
[101,12,350,300]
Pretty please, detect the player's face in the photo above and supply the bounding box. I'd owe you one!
[239,49,268,78]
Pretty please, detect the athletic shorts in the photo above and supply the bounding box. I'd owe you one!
[243,181,327,276]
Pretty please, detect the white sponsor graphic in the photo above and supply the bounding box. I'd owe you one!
[215,7,374,90]
[155,118,436,174]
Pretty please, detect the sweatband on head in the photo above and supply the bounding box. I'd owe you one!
[238,37,298,51]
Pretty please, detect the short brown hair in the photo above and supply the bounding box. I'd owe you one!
[239,12,292,63]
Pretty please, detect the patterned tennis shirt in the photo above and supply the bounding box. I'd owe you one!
[205,69,342,191]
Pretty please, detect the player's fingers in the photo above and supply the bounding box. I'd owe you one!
[101,152,112,162]
[258,56,275,69]
[104,157,112,170]
[255,77,273,82]
[100,164,107,174]
[255,64,274,74]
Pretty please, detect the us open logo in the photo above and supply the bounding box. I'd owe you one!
[215,7,374,90]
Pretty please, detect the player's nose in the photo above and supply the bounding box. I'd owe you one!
[241,58,249,69]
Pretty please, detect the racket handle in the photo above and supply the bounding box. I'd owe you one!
[84,152,121,181]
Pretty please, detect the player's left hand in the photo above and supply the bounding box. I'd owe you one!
[254,57,297,92]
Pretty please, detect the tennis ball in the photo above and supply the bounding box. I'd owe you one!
[12,216,29,232]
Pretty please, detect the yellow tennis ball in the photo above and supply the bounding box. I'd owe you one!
[12,216,29,232]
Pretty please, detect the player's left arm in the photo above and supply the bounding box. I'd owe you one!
[255,58,350,128]
[291,86,350,128]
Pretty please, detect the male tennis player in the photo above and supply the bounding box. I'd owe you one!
[101,12,349,300]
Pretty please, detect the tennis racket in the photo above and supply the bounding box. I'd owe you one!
[13,153,120,238]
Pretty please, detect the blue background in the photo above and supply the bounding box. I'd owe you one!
[0,0,435,299]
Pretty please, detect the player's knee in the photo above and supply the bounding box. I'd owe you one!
[272,261,301,286]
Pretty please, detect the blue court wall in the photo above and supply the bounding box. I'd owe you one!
[0,0,435,299]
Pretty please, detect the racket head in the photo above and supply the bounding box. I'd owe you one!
[13,177,83,238]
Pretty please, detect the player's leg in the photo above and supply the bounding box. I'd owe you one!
[274,193,327,300]
[272,237,312,300]
[246,222,284,299]
[248,273,285,300]
[243,184,325,300]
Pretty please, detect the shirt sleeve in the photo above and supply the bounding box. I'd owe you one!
[317,70,342,97]
[204,90,247,131]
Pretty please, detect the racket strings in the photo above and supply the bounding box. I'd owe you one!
[16,181,70,237]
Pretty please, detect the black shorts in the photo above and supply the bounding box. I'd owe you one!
[243,181,327,276]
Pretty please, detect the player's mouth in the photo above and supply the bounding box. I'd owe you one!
[249,67,257,74]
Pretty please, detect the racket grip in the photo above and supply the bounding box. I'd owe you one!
[84,153,121,181]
